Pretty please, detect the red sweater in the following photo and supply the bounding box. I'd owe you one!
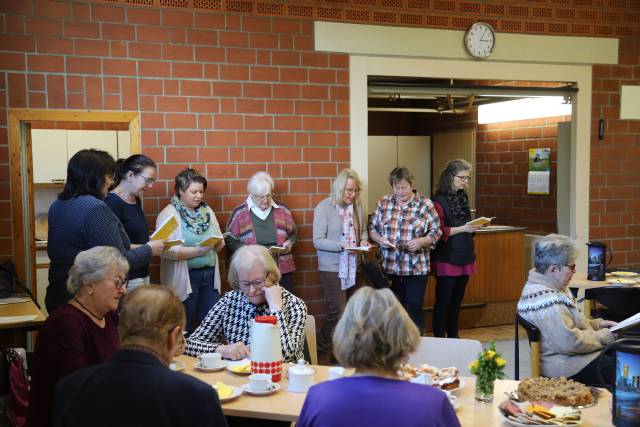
[27,304,119,427]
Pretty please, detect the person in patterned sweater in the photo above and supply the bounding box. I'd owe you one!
[186,245,307,362]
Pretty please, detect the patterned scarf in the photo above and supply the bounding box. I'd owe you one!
[446,190,470,221]
[170,195,211,235]
[336,204,357,291]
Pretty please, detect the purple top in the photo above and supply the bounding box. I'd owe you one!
[297,376,461,427]
[27,304,119,427]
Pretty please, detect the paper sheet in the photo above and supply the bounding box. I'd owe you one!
[0,315,38,324]
[0,297,30,305]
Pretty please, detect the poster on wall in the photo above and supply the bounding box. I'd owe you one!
[527,148,550,195]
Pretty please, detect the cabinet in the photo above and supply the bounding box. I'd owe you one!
[31,130,130,184]
[367,135,431,210]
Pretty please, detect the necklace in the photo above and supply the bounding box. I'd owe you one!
[73,298,104,321]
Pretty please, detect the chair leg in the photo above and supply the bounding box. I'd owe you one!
[531,341,541,378]
[514,318,520,381]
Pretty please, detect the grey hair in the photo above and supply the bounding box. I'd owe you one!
[332,287,420,373]
[67,246,129,295]
[228,245,281,290]
[330,168,363,207]
[247,171,274,197]
[534,234,578,273]
[388,166,415,187]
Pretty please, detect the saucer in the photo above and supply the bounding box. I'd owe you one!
[194,361,228,372]
[241,382,281,396]
[212,385,242,403]
[169,360,186,372]
[227,359,252,375]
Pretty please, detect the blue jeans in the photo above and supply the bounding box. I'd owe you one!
[390,274,427,334]
[184,267,220,333]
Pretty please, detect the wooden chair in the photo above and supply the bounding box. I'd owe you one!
[304,314,317,365]
[408,337,482,376]
[515,313,541,380]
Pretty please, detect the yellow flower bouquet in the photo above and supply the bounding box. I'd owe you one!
[468,341,507,402]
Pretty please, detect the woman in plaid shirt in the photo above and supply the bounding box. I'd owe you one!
[369,167,442,333]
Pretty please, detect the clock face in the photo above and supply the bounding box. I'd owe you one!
[464,22,495,59]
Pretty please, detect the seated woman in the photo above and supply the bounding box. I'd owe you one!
[517,234,617,386]
[186,245,307,362]
[28,246,128,427]
[297,286,459,427]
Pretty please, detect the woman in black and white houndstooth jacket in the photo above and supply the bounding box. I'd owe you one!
[186,244,307,362]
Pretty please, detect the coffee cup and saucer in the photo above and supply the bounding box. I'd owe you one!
[241,373,281,396]
[195,352,228,372]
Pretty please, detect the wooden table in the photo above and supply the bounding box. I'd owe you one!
[177,356,614,426]
[0,299,46,331]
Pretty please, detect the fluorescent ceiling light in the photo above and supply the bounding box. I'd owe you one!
[477,96,572,124]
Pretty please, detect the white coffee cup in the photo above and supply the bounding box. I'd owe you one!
[328,366,345,380]
[199,352,222,368]
[249,373,272,392]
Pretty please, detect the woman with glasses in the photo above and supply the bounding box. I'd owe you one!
[186,245,307,362]
[225,171,298,293]
[47,149,164,314]
[313,169,369,365]
[369,167,442,334]
[28,246,128,427]
[517,234,617,386]
[431,159,483,338]
[157,168,225,333]
[105,154,158,290]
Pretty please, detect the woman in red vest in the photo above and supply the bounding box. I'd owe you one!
[225,171,297,293]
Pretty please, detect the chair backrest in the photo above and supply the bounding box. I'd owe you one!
[408,337,482,376]
[515,313,541,380]
[585,287,640,322]
[304,314,317,366]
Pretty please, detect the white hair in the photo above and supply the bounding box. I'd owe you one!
[227,245,281,290]
[67,246,129,294]
[247,171,274,197]
[534,234,578,273]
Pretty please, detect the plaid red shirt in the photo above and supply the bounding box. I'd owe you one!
[369,192,442,276]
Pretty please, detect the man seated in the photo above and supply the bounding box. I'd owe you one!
[53,285,227,427]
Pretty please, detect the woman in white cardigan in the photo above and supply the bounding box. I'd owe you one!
[157,168,224,333]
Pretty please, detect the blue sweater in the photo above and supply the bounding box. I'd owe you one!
[47,195,152,312]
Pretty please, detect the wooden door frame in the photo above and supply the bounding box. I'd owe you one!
[8,109,140,295]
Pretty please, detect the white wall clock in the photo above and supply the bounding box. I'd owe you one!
[464,22,495,59]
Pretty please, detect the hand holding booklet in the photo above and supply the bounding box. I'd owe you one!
[611,312,640,332]
[198,234,224,247]
[466,216,495,227]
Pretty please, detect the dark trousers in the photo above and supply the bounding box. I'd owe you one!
[279,272,294,294]
[390,274,427,334]
[184,267,220,333]
[432,275,469,338]
[569,351,615,387]
[317,271,359,357]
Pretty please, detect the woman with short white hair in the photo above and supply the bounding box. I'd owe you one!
[517,234,617,386]
[185,245,307,362]
[29,246,128,427]
[225,171,298,292]
[297,287,459,427]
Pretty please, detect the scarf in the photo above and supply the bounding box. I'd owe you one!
[170,195,211,235]
[337,204,357,291]
[446,190,470,221]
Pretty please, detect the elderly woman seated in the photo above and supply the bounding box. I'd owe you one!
[517,234,617,386]
[53,285,227,427]
[297,287,460,427]
[28,246,127,427]
[186,245,307,362]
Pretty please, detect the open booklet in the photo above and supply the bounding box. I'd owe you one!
[150,216,178,240]
[269,243,292,254]
[466,216,495,227]
[611,312,640,332]
[346,246,371,252]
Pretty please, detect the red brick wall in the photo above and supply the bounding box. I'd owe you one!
[0,1,639,326]
[475,116,571,235]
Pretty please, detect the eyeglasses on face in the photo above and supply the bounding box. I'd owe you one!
[138,174,156,185]
[455,175,471,182]
[237,274,270,290]
[344,187,359,195]
[111,276,128,290]
[252,194,272,201]
[564,263,576,272]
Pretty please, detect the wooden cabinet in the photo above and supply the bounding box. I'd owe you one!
[67,130,119,160]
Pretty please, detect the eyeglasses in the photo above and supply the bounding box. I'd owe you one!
[564,264,576,272]
[344,187,359,195]
[111,276,128,290]
[138,174,156,185]
[455,175,471,182]
[252,194,272,201]
[237,274,270,290]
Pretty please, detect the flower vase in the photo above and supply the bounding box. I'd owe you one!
[474,376,495,403]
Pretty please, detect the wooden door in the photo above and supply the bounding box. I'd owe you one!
[556,122,571,235]
[431,128,476,207]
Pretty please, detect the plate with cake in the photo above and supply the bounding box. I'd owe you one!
[398,364,464,392]
[499,399,582,426]
[512,376,597,409]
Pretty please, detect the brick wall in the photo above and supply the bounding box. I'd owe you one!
[0,0,639,325]
[475,116,571,235]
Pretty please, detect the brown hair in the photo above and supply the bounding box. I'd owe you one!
[118,285,185,345]
[332,287,420,373]
[174,168,207,197]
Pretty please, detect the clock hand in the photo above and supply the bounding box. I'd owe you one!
[480,28,489,42]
